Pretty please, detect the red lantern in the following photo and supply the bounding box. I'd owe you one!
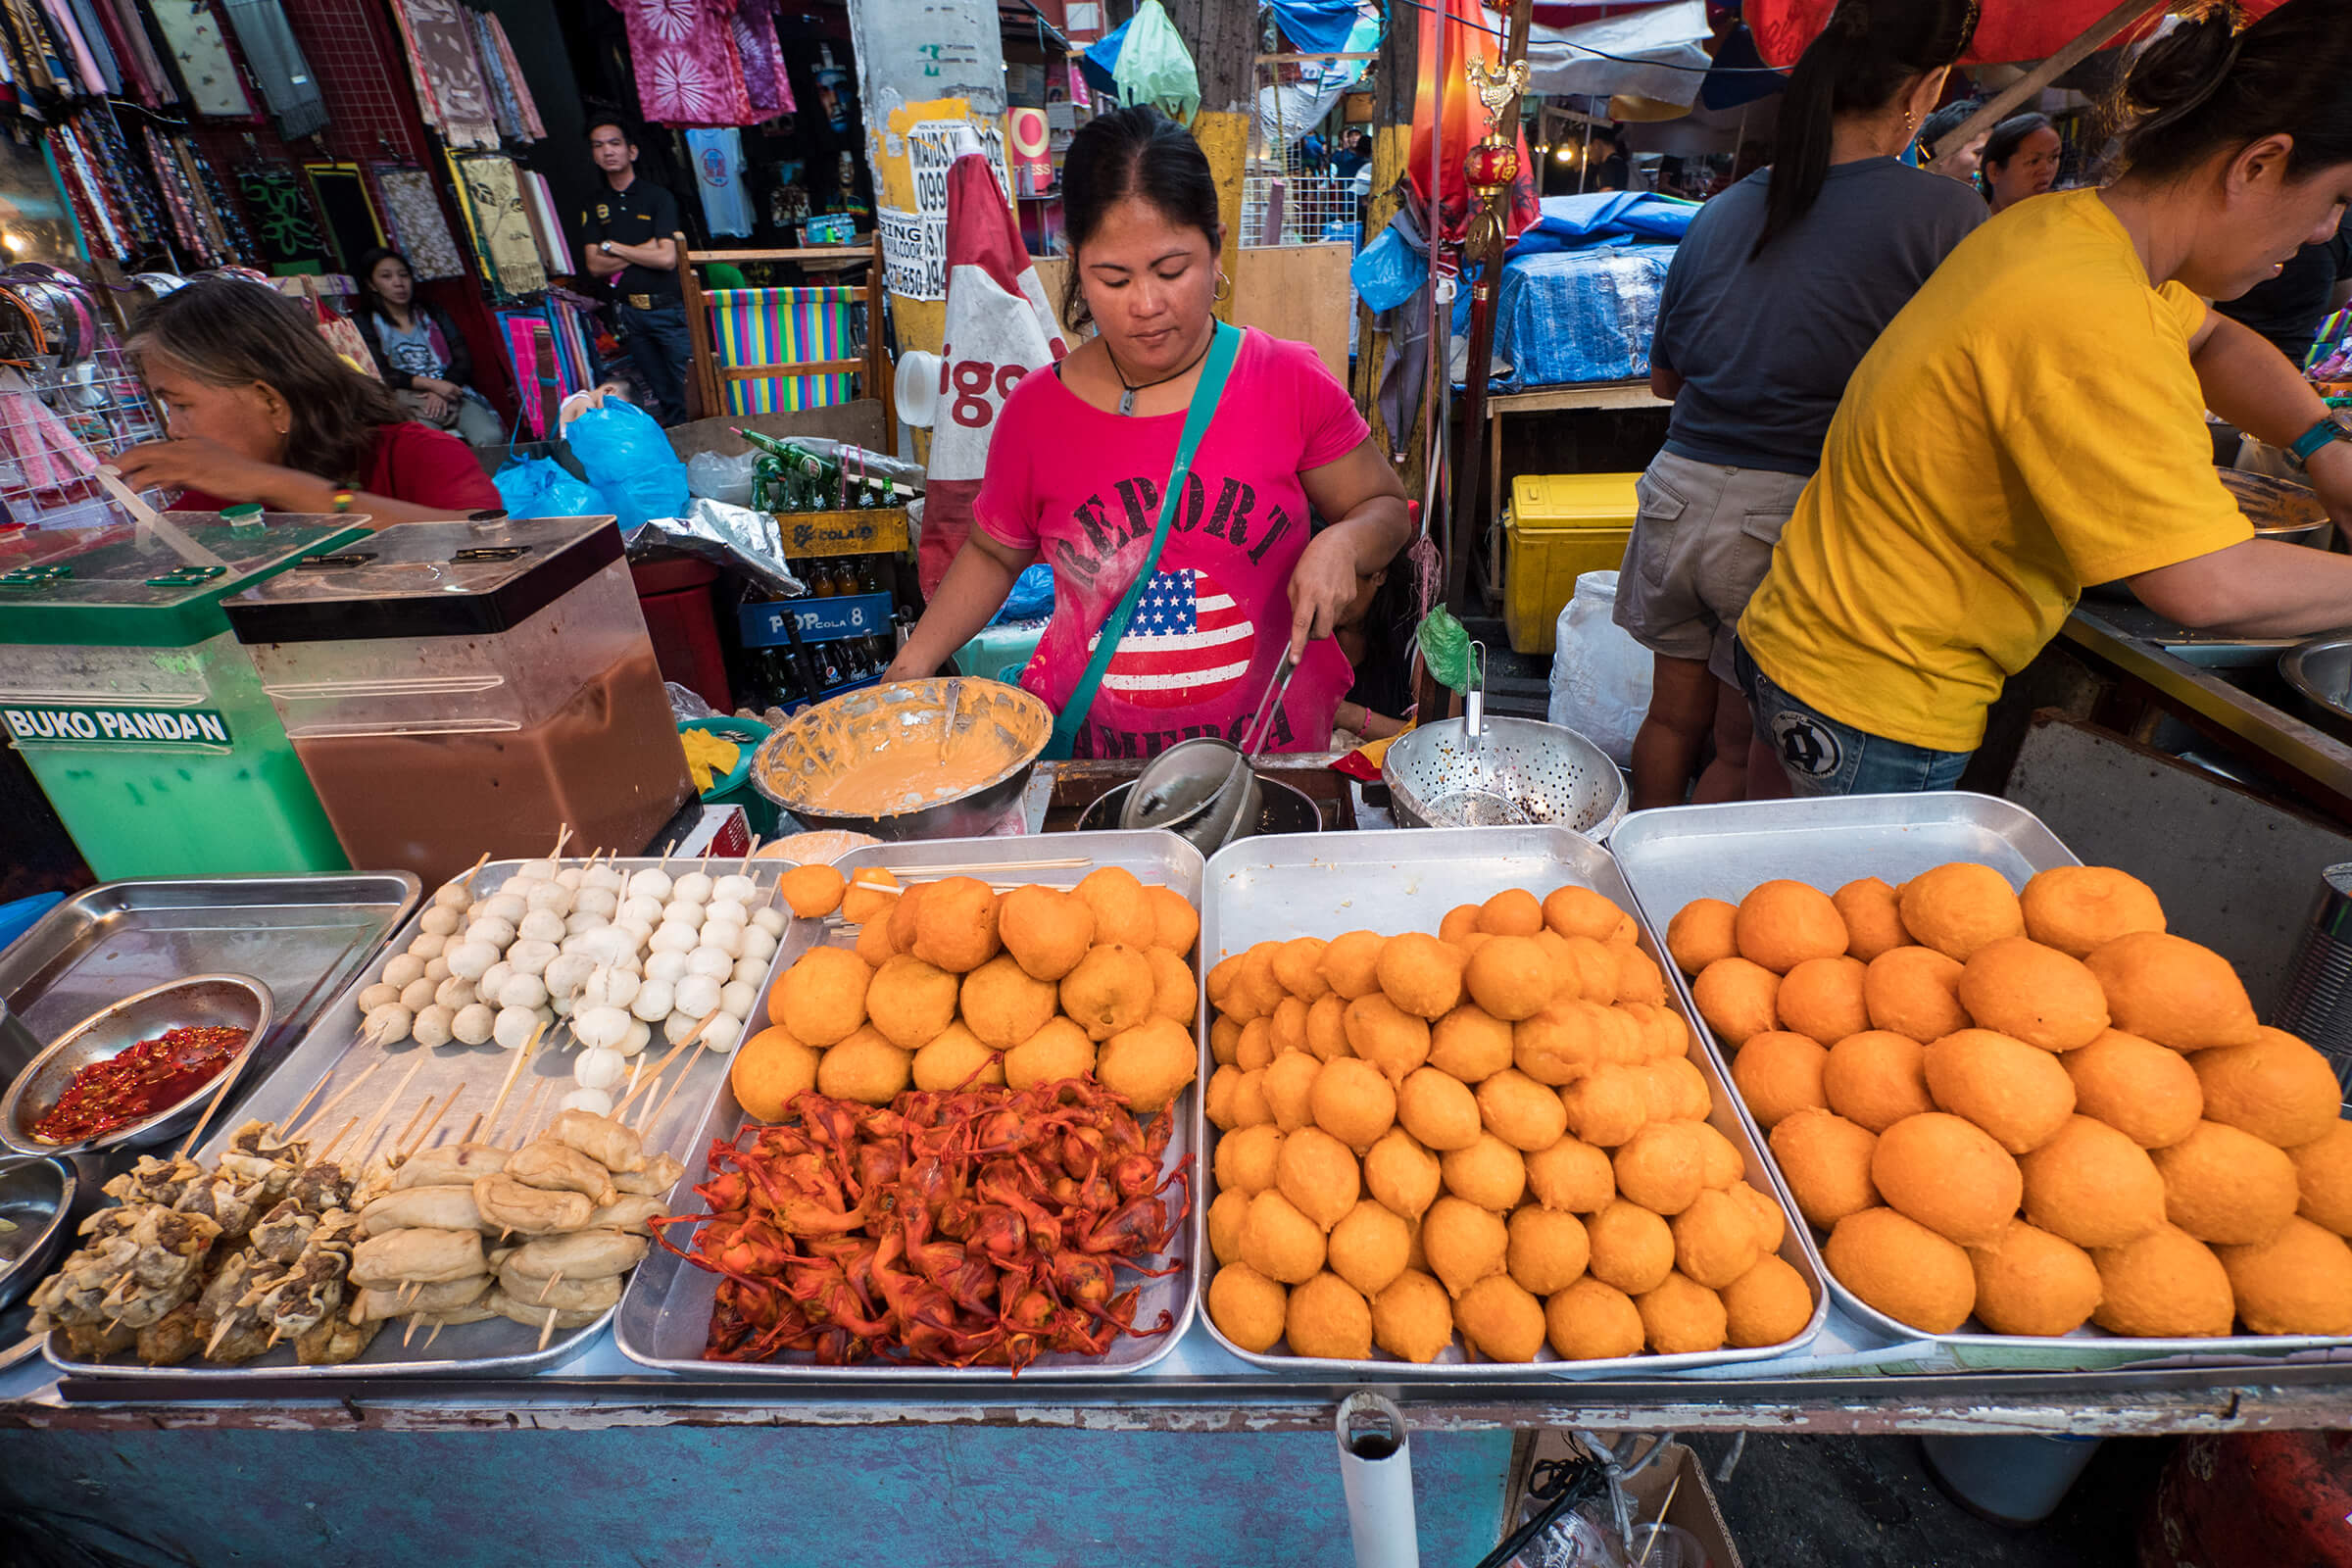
[1464,135,1518,193]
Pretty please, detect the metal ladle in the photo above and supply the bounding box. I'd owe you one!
[1120,654,1298,844]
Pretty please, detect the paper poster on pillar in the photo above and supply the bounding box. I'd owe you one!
[871,98,1011,305]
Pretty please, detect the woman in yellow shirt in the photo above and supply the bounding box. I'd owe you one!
[1737,0,2352,797]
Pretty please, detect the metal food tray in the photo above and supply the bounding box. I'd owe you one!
[0,872,421,1100]
[1195,825,1829,1378]
[46,855,771,1381]
[615,830,1205,1379]
[1610,792,2352,1364]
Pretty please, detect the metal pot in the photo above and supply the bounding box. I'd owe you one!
[2281,633,2352,744]
[2219,468,2332,545]
[1078,775,1321,843]
[750,676,1051,841]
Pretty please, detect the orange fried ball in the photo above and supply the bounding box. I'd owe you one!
[1776,956,1870,1047]
[2090,1224,2234,1338]
[1957,936,2112,1053]
[1826,1207,1977,1333]
[1262,1050,1322,1134]
[911,1022,1004,1092]
[960,954,1060,1050]
[1734,880,1848,974]
[1636,1271,1729,1354]
[1271,1126,1359,1232]
[1305,995,1348,1062]
[1396,1066,1482,1152]
[1507,1206,1591,1295]
[815,1025,912,1105]
[1478,888,1546,937]
[1363,1128,1443,1220]
[1214,1123,1285,1198]
[2190,1027,2342,1150]
[1207,1261,1289,1352]
[1146,947,1197,1026]
[996,884,1096,981]
[2152,1121,2298,1246]
[1477,1068,1570,1152]
[1770,1109,1881,1229]
[1271,937,1333,1001]
[1321,930,1388,1000]
[1635,1058,1707,1126]
[1311,1057,1398,1153]
[1377,933,1467,1020]
[1286,1271,1373,1359]
[1004,1015,1096,1091]
[1923,1028,2078,1154]
[1873,1112,2024,1246]
[864,954,961,1050]
[2018,1115,2166,1249]
[1559,937,1620,1007]
[910,876,1002,973]
[2291,1120,2352,1236]
[1060,944,1156,1041]
[1833,877,1913,963]
[1690,1121,1745,1191]
[1371,1269,1457,1362]
[1239,1190,1327,1284]
[1731,1032,1829,1131]
[1617,948,1668,1008]
[854,910,899,968]
[1544,885,1637,945]
[1455,1273,1547,1361]
[1822,1031,1934,1134]
[1546,1277,1644,1360]
[1612,1121,1707,1215]
[1525,1136,1616,1213]
[1514,1000,1612,1087]
[1692,957,1782,1048]
[1208,1188,1250,1264]
[1328,1199,1413,1297]
[1345,994,1434,1085]
[1465,936,1555,1022]
[838,865,901,925]
[2062,1030,2204,1149]
[1898,862,2025,962]
[777,863,847,919]
[887,878,929,955]
[1147,885,1199,956]
[2215,1216,2352,1336]
[1730,1181,1788,1254]
[1968,1220,2103,1337]
[1224,1067,1273,1130]
[1559,1065,1650,1149]
[1672,1188,1762,1289]
[1721,1255,1814,1348]
[1422,1195,1509,1297]
[2021,865,2166,959]
[1587,1199,1676,1295]
[1864,946,1972,1042]
[732,1024,821,1122]
[1440,1133,1529,1211]
[1430,1003,1516,1082]
[1073,865,1154,949]
[1097,1016,1197,1114]
[1439,904,1483,948]
[1666,899,1740,977]
[2083,932,2258,1054]
[771,946,873,1046]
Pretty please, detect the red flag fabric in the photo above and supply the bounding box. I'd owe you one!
[920,154,1068,596]
[1747,0,2291,69]
[1407,0,1541,246]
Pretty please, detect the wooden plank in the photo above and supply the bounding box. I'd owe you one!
[1031,245,1353,380]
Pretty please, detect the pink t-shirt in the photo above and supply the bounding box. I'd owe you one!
[976,328,1370,760]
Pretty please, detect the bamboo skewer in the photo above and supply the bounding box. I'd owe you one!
[403,1314,422,1348]
[1636,1471,1684,1568]
[537,1305,560,1352]
[270,1074,334,1146]
[503,1078,549,1148]
[422,1320,446,1351]
[314,1115,361,1162]
[172,1027,265,1162]
[351,1055,432,1167]
[644,1044,706,1136]
[631,1073,664,1135]
[400,1085,464,1162]
[551,823,572,859]
[458,1111,484,1146]
[204,1316,238,1358]
[284,1061,383,1146]
[613,1014,715,1114]
[388,1094,440,1159]
[536,1269,564,1303]
[458,851,492,892]
[479,1022,546,1139]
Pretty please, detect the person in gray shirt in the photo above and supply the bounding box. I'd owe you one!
[1614,0,1985,810]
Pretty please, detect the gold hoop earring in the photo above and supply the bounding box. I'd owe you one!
[1213,269,1233,304]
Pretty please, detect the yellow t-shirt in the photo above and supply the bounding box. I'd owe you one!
[1739,188,2252,753]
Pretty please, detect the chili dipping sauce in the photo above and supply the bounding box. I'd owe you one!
[31,1025,249,1143]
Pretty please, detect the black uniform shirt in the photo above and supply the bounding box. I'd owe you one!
[580,177,683,303]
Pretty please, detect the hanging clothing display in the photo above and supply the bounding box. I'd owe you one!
[393,0,498,149]
[219,0,327,140]
[185,138,255,259]
[466,8,542,143]
[44,0,113,96]
[3,0,71,103]
[237,165,330,268]
[91,0,171,107]
[611,0,753,127]
[83,109,168,249]
[519,169,567,276]
[453,152,546,297]
[146,0,253,117]
[371,165,466,279]
[731,0,793,120]
[684,127,753,238]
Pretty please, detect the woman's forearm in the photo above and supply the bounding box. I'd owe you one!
[888,536,1030,676]
[255,467,457,525]
[1325,497,1412,575]
[2194,313,2331,448]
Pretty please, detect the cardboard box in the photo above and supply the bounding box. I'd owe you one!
[1507,1435,1743,1568]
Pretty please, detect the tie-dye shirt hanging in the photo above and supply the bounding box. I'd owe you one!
[612,0,752,127]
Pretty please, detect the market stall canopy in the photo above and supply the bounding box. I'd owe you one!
[1526,0,1713,108]
[1748,0,2290,67]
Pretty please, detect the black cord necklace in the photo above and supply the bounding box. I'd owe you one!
[1103,325,1215,416]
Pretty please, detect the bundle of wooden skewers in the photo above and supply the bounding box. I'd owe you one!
[26,1012,720,1368]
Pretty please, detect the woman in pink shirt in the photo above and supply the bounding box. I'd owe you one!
[886,107,1411,760]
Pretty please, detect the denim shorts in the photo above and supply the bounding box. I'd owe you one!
[1733,641,1973,798]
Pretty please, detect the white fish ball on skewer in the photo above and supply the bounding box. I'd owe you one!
[434,976,477,1010]
[406,932,448,962]
[556,866,585,891]
[493,1005,538,1052]
[730,956,766,988]
[618,894,665,927]
[545,953,597,1000]
[564,909,608,938]
[614,920,655,956]
[359,981,401,1013]
[582,966,640,1010]
[517,908,567,945]
[705,898,749,930]
[484,893,527,924]
[574,1048,626,1092]
[464,915,516,952]
[446,940,500,981]
[479,959,515,1002]
[698,921,745,960]
[574,887,619,920]
[419,906,461,937]
[364,1003,412,1044]
[382,953,427,990]
[560,1088,614,1117]
[630,977,675,1022]
[495,875,540,900]
[552,994,575,1018]
[506,939,559,976]
[663,1010,704,1045]
[514,859,560,882]
[451,1003,496,1047]
[620,1019,653,1057]
[675,974,722,1020]
[649,922,699,956]
[712,874,758,907]
[672,870,714,906]
[645,950,689,984]
[582,926,637,967]
[498,972,550,1011]
[701,1013,744,1054]
[582,862,624,893]
[719,979,760,1020]
[424,956,452,984]
[686,945,736,980]
[525,882,574,917]
[740,926,778,964]
[573,1004,633,1051]
[662,899,706,932]
[432,881,472,910]
[413,1004,456,1050]
[625,867,673,902]
[398,976,438,1013]
[463,901,487,925]
[751,907,787,938]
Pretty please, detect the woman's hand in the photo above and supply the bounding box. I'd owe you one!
[418,390,452,421]
[881,645,938,684]
[416,377,461,402]
[1286,525,1368,663]
[110,437,293,506]
[2305,436,2352,530]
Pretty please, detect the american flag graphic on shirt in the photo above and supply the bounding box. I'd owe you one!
[1086,567,1257,710]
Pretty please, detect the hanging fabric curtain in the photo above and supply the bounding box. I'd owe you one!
[393,0,498,149]
[1746,0,2289,67]
[237,164,331,268]
[218,0,328,139]
[452,152,547,297]
[520,170,567,275]
[42,0,113,96]
[146,0,253,117]
[369,164,467,279]
[475,10,544,140]
[91,0,169,106]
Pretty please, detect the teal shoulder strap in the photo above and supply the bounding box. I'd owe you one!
[1042,320,1241,761]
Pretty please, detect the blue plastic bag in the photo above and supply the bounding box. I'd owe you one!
[494,455,609,520]
[564,400,689,528]
[1351,223,1427,315]
[991,564,1054,624]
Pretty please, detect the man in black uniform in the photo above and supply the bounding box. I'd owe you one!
[581,119,693,425]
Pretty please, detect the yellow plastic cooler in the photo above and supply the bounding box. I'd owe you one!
[1503,472,1640,656]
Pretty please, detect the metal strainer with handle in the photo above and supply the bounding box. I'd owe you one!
[1381,644,1627,838]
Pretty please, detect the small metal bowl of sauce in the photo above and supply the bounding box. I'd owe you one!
[0,974,272,1158]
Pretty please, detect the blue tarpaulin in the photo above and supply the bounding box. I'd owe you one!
[1512,192,1698,256]
[1270,0,1365,57]
[1466,244,1676,390]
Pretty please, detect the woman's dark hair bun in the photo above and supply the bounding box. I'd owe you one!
[2113,0,2352,182]
[2126,9,2241,118]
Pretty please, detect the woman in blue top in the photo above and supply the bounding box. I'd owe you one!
[1615,0,1985,808]
[352,247,504,446]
